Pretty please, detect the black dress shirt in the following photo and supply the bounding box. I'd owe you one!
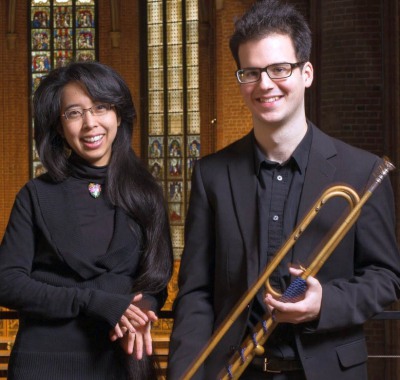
[249,126,312,359]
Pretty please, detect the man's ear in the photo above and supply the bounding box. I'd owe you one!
[303,61,314,88]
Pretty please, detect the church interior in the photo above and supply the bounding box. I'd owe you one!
[1,0,399,378]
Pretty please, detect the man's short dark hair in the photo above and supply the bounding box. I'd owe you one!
[229,0,312,68]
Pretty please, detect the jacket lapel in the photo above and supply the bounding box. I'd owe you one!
[292,124,338,267]
[227,133,260,287]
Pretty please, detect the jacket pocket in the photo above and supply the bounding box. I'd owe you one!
[336,338,368,368]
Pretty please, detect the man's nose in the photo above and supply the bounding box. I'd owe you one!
[258,71,275,88]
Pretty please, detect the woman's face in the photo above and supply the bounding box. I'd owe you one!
[59,82,120,166]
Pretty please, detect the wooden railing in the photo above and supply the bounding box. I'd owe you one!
[0,310,399,380]
[0,310,172,380]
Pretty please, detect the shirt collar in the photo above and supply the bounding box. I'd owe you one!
[253,123,313,176]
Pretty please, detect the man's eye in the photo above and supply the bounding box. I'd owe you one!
[244,70,260,78]
[270,66,287,74]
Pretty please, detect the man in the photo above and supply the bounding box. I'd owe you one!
[167,1,400,379]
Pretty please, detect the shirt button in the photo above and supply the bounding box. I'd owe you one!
[273,215,279,221]
[277,175,283,181]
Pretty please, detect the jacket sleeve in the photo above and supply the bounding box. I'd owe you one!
[0,186,132,328]
[316,170,400,332]
[167,161,215,380]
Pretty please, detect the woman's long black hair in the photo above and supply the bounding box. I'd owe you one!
[33,60,173,298]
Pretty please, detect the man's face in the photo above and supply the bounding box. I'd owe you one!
[237,33,313,130]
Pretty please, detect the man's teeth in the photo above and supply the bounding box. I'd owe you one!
[84,135,103,142]
[260,96,280,103]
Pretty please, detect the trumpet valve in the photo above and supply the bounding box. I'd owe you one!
[254,345,265,356]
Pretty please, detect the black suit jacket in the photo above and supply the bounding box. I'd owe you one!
[168,123,400,380]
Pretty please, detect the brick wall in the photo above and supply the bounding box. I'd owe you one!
[97,0,142,155]
[215,0,253,151]
[0,1,29,240]
[319,0,384,154]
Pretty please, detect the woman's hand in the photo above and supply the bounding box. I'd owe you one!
[111,294,150,338]
[264,267,322,324]
[117,309,158,359]
[109,293,158,359]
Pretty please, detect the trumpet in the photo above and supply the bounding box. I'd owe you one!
[181,156,395,380]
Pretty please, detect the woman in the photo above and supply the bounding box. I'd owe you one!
[0,61,173,379]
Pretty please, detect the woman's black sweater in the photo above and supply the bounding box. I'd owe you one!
[0,156,164,379]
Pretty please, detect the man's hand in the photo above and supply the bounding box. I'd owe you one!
[264,267,322,324]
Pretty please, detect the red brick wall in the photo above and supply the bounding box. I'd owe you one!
[319,1,384,154]
[215,0,253,151]
[0,1,29,240]
[97,0,142,155]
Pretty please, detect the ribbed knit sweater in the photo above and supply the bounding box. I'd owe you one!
[0,156,164,380]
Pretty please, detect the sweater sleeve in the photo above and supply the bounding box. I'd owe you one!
[0,186,131,327]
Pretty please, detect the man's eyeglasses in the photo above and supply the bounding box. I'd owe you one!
[62,103,114,121]
[235,62,305,84]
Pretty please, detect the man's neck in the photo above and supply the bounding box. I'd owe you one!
[254,120,308,163]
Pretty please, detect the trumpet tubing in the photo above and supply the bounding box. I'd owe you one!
[180,157,395,380]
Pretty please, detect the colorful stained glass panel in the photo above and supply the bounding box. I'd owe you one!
[187,136,200,158]
[149,137,163,158]
[76,8,95,27]
[168,136,182,157]
[32,29,51,50]
[54,50,74,67]
[53,28,73,49]
[76,28,95,49]
[168,181,183,202]
[31,8,50,28]
[54,6,73,28]
[32,51,51,72]
[149,159,164,180]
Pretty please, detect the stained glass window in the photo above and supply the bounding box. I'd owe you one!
[30,0,97,177]
[145,0,200,317]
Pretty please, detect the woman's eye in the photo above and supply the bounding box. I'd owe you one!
[68,110,82,118]
[95,104,108,111]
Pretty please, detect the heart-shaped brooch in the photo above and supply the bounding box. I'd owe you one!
[88,182,102,199]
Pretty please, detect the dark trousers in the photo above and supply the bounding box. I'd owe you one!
[241,365,307,380]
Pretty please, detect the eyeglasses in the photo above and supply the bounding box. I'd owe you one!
[62,103,114,121]
[235,62,305,84]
